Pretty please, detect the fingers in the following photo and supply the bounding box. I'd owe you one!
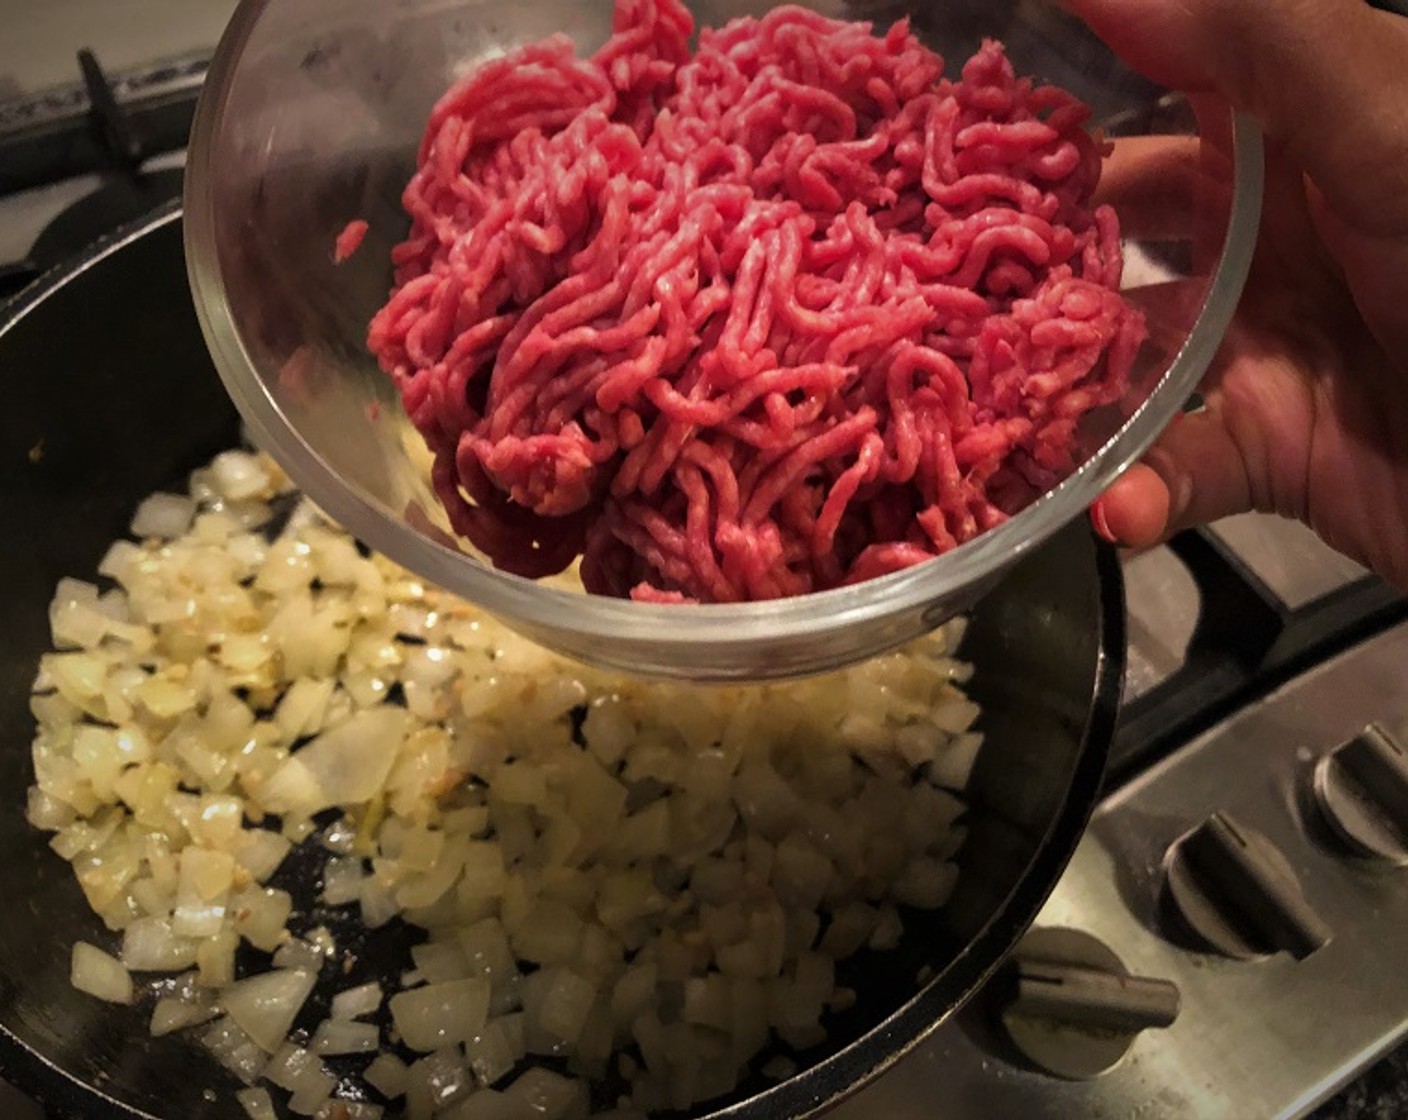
[1090,407,1253,548]
[1069,0,1408,545]
[1062,0,1408,229]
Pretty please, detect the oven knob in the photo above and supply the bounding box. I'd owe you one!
[998,927,1180,1080]
[1163,811,1331,960]
[1311,722,1408,865]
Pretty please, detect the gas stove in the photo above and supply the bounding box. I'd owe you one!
[5,10,1408,1120]
[833,519,1408,1120]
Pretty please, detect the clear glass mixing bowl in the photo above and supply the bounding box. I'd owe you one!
[184,0,1262,681]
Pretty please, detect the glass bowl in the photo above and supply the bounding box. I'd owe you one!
[184,0,1262,681]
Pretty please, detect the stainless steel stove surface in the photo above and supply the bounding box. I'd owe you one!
[6,11,1408,1120]
[831,517,1408,1120]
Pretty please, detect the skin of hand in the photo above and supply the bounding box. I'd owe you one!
[1066,0,1408,591]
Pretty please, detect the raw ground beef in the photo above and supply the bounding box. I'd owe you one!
[368,0,1146,602]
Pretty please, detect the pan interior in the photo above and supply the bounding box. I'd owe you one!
[0,209,1114,1120]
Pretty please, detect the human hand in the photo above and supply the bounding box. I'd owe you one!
[1068,0,1408,591]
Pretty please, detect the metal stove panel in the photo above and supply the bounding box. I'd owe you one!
[1208,514,1368,612]
[831,619,1408,1120]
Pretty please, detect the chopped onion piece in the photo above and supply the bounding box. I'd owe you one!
[504,1068,588,1120]
[122,916,198,971]
[236,1087,277,1120]
[71,942,132,1004]
[172,847,235,937]
[261,706,409,815]
[529,969,597,1045]
[276,678,336,741]
[130,492,196,538]
[232,886,293,952]
[236,829,293,882]
[363,1053,410,1099]
[265,1042,320,1091]
[892,856,960,910]
[222,969,317,1053]
[407,1047,474,1114]
[287,1062,336,1116]
[321,855,365,905]
[210,450,272,502]
[272,939,324,974]
[151,996,218,1036]
[330,979,383,1020]
[311,1017,380,1055]
[198,928,239,987]
[390,978,490,1052]
[465,1017,522,1087]
[201,1017,269,1085]
[359,875,399,929]
[411,940,470,984]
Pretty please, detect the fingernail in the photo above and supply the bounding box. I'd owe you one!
[1090,497,1120,545]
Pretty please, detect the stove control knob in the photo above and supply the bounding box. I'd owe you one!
[1163,811,1331,960]
[1312,722,1408,865]
[999,927,1180,1080]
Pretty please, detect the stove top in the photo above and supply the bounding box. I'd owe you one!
[836,596,1408,1120]
[4,19,1408,1120]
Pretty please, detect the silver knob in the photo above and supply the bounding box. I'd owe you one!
[1163,811,1332,960]
[1312,722,1408,865]
[999,927,1180,1080]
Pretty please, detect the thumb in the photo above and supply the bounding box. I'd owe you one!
[1090,408,1252,550]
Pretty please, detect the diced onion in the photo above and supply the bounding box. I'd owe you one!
[391,979,490,1052]
[236,830,293,881]
[311,1017,380,1055]
[236,1087,277,1120]
[528,969,597,1046]
[363,1053,410,1099]
[505,1068,588,1120]
[407,1047,474,1114]
[287,1063,336,1116]
[321,855,365,905]
[223,970,317,1053]
[122,916,199,971]
[30,448,985,1118]
[201,1018,269,1085]
[330,979,383,1021]
[210,450,273,502]
[261,707,409,816]
[411,940,470,984]
[465,1017,523,1087]
[71,942,132,1004]
[265,1043,321,1091]
[151,996,217,1036]
[130,492,196,539]
[272,939,324,974]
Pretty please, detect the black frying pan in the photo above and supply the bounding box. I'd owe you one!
[0,202,1122,1119]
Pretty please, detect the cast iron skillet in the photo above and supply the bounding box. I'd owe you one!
[0,200,1123,1119]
